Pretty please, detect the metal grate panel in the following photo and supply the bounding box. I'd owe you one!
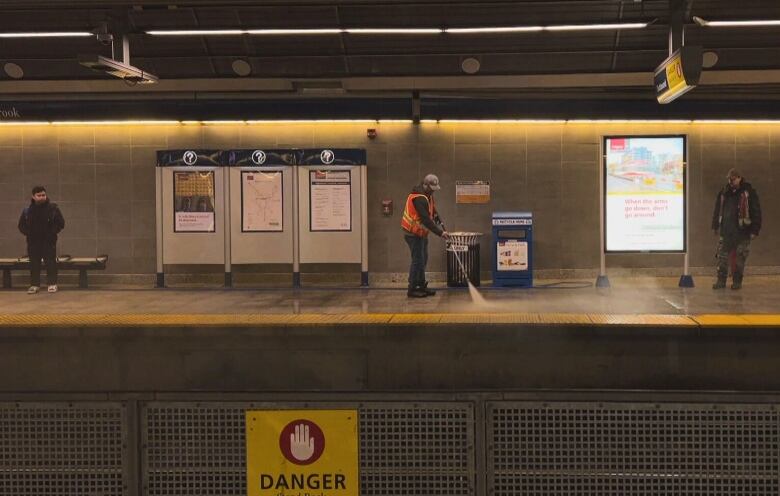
[143,402,474,496]
[488,402,780,496]
[0,402,126,496]
[360,405,474,496]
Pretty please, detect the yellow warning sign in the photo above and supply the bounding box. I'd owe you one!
[246,410,359,496]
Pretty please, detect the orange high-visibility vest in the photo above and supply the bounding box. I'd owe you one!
[401,193,435,237]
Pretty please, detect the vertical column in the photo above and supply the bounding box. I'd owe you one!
[292,166,301,287]
[360,165,369,286]
[155,167,165,288]
[679,146,694,287]
[223,167,232,287]
[596,139,610,288]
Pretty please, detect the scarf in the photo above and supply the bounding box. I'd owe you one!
[718,188,751,228]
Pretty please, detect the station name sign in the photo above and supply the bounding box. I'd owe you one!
[0,106,21,120]
[654,46,703,104]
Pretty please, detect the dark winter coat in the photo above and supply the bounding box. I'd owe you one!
[18,200,65,246]
[711,180,761,238]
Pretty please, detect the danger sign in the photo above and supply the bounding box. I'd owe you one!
[246,410,359,496]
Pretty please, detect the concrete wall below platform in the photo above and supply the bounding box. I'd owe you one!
[1,324,779,393]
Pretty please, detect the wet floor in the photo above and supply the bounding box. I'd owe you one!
[1,276,777,315]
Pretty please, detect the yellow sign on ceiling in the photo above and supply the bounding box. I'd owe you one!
[665,52,687,94]
[246,410,359,496]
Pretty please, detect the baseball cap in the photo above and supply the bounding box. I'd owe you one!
[423,174,441,191]
[726,168,741,179]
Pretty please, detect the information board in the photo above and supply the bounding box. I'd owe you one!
[310,170,352,232]
[242,171,283,232]
[245,410,358,496]
[604,136,686,252]
[173,171,215,232]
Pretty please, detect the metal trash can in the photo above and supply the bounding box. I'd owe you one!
[446,232,482,287]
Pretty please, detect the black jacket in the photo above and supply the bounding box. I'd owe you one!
[410,184,444,237]
[711,180,761,238]
[18,200,65,245]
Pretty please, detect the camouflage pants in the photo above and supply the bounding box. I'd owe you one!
[716,237,751,281]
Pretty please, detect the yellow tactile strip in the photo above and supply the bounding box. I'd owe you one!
[0,313,778,328]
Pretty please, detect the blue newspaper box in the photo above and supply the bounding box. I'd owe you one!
[492,212,533,287]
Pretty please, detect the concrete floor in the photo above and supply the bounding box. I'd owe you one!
[1,276,778,315]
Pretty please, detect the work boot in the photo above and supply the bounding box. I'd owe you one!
[731,277,742,290]
[712,278,727,289]
[407,286,427,298]
[421,282,436,296]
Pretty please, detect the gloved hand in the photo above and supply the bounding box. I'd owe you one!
[441,231,450,240]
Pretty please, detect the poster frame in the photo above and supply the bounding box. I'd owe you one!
[172,169,217,234]
[308,169,353,233]
[603,134,687,254]
[240,169,285,233]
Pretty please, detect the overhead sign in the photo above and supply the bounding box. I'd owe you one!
[604,136,686,252]
[245,410,358,496]
[654,46,703,104]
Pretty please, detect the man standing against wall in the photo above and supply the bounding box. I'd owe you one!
[401,174,449,298]
[18,186,65,294]
[711,168,761,290]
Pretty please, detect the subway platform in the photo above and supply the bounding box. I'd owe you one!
[1,276,779,394]
[0,275,779,326]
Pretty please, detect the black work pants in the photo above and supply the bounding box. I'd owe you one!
[405,234,429,289]
[28,243,57,287]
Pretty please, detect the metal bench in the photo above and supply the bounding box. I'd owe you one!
[0,255,109,289]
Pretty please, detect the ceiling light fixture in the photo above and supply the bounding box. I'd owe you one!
[145,22,648,37]
[447,26,544,33]
[344,28,442,34]
[0,32,92,38]
[544,22,648,31]
[693,16,780,27]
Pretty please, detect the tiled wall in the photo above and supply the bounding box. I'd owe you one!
[0,122,777,275]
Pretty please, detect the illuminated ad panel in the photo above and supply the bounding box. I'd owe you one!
[604,136,686,252]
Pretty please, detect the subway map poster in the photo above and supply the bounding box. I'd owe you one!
[604,136,686,252]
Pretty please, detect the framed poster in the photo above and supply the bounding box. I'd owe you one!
[604,136,686,252]
[173,171,215,233]
[309,170,352,232]
[241,170,283,232]
[456,180,490,204]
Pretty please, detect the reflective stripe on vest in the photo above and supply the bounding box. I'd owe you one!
[401,193,435,237]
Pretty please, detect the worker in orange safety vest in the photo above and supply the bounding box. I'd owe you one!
[401,174,449,298]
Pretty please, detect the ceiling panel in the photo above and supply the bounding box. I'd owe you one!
[0,0,778,99]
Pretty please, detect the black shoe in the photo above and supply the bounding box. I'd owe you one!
[407,287,428,298]
[712,279,726,289]
[421,282,436,296]
[731,281,742,290]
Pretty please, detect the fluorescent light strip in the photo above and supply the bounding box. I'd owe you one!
[447,26,543,33]
[0,32,92,38]
[545,22,647,31]
[345,28,442,34]
[706,20,780,27]
[247,29,342,35]
[146,22,647,36]
[5,119,780,126]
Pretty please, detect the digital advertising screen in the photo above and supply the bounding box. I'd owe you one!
[604,136,686,252]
